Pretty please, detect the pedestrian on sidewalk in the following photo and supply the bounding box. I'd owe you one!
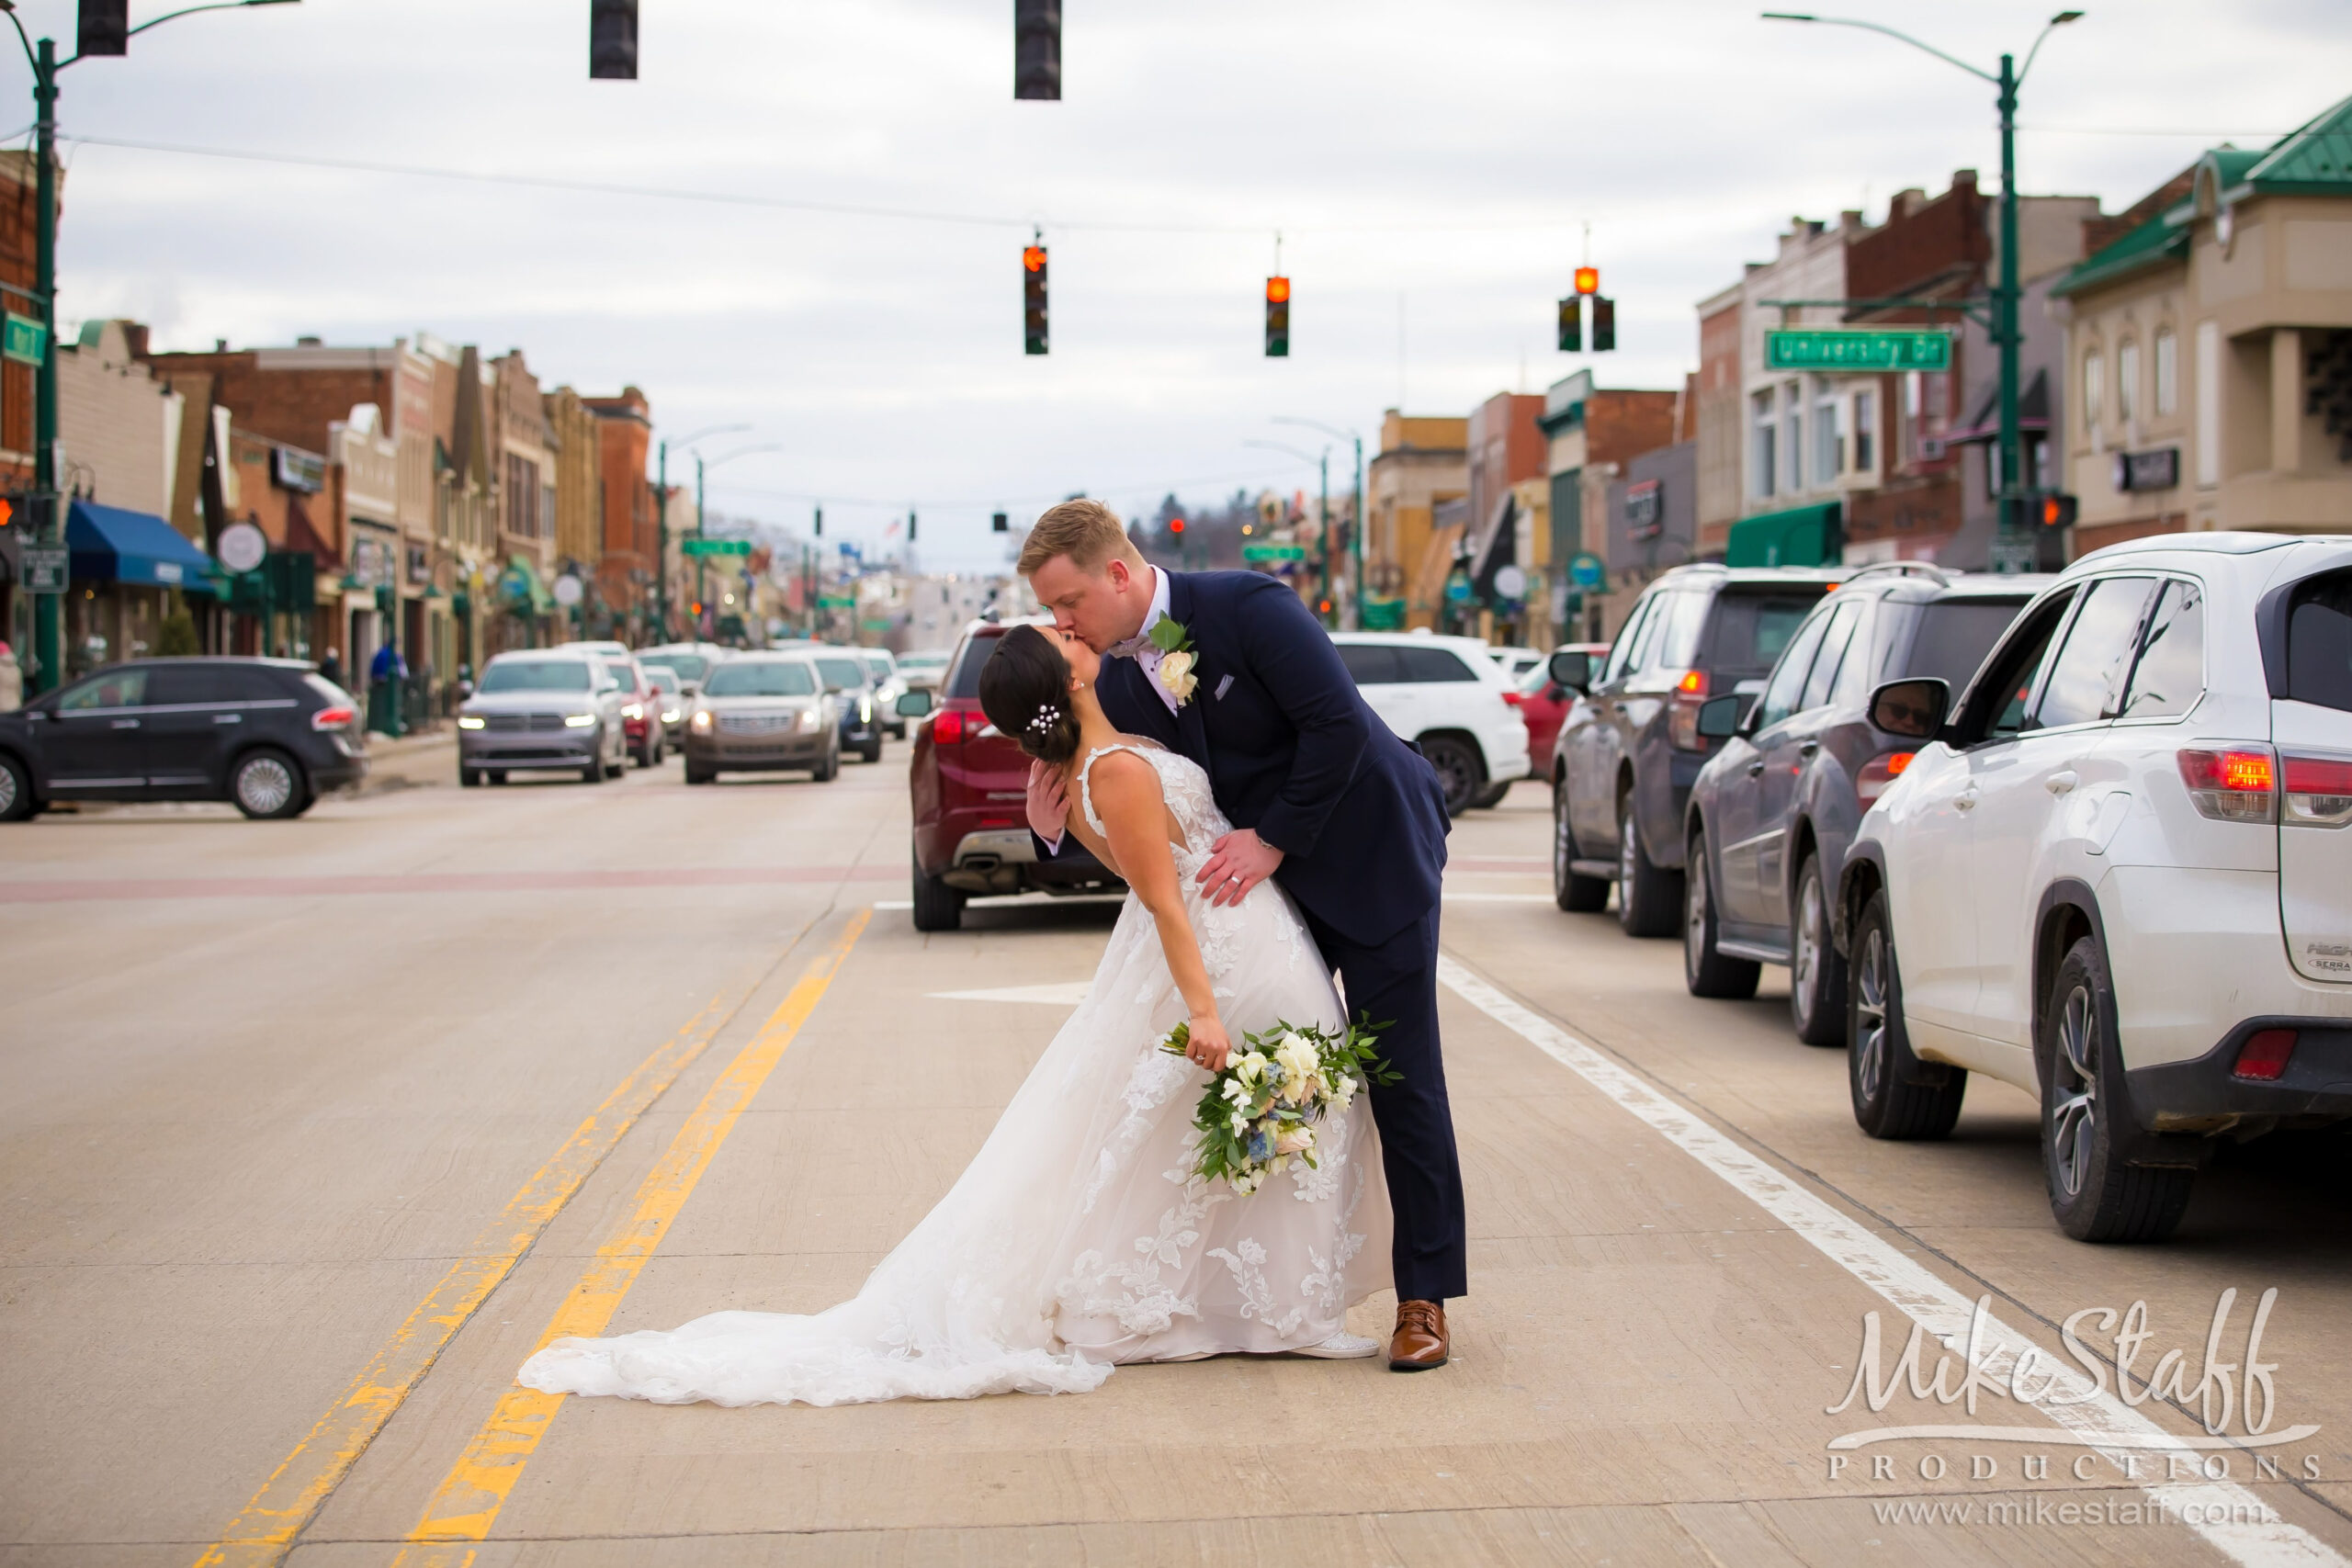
[318,647,343,690]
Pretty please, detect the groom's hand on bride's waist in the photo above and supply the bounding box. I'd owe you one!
[1026,760,1070,850]
[1197,829,1283,908]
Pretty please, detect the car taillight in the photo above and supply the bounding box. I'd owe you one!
[1668,670,1710,750]
[1856,750,1915,807]
[311,705,356,731]
[2281,753,2352,829]
[932,708,970,744]
[1500,690,1525,707]
[2177,746,2278,823]
[2233,1028,2298,1081]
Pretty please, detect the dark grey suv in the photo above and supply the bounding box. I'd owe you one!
[1555,565,1839,935]
[1680,563,2045,1041]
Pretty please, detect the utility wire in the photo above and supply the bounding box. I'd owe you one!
[705,460,1310,514]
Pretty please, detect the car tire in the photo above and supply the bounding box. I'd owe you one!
[1419,736,1483,818]
[230,748,306,820]
[582,749,605,784]
[1789,852,1849,1047]
[2041,935,2197,1243]
[459,767,481,788]
[812,745,840,783]
[1683,829,1760,998]
[0,751,33,821]
[1616,801,1680,939]
[911,860,965,932]
[1553,778,1609,912]
[685,763,713,785]
[1469,780,1511,810]
[862,736,884,764]
[488,770,508,785]
[1848,890,1967,1140]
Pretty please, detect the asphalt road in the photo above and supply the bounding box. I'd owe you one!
[3,748,2348,1567]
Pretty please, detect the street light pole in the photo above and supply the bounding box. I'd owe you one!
[655,423,750,642]
[1760,9,2079,572]
[1273,417,1363,626]
[6,0,300,694]
[692,442,780,641]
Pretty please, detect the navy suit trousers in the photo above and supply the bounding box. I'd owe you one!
[1299,902,1468,1304]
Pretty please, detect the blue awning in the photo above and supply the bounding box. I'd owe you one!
[67,499,219,594]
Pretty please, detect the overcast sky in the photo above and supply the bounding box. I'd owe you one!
[34,0,2352,570]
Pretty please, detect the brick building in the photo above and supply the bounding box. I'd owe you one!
[1456,391,1547,641]
[1539,369,1686,640]
[581,389,655,636]
[1693,286,1744,557]
[489,351,556,653]
[1363,412,1466,630]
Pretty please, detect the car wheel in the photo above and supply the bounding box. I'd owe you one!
[862,736,884,763]
[1615,800,1680,939]
[1848,890,1967,1139]
[2041,935,2196,1243]
[230,748,305,820]
[1469,780,1511,810]
[684,763,713,785]
[459,767,481,788]
[1419,736,1482,818]
[1683,829,1759,998]
[911,859,965,931]
[582,750,605,784]
[0,752,33,821]
[813,745,840,783]
[1789,852,1849,1047]
[488,770,508,785]
[1553,778,1609,912]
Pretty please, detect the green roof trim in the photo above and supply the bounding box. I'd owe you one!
[2233,92,2352,196]
[2052,211,2190,298]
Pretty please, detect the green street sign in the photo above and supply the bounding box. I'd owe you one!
[3,312,46,367]
[1241,543,1306,563]
[816,594,855,609]
[1766,328,1951,373]
[682,537,752,557]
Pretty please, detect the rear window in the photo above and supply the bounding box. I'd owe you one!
[944,635,1001,698]
[481,660,590,693]
[1904,598,2028,690]
[2287,570,2352,714]
[1396,646,1480,682]
[646,668,680,693]
[641,654,711,682]
[1651,592,1712,671]
[1705,592,1823,679]
[149,663,288,704]
[706,661,818,697]
[1338,644,1403,684]
[815,657,868,690]
[864,655,893,680]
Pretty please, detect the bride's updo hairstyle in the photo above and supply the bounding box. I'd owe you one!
[978,625,1081,767]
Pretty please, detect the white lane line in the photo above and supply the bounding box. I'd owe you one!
[1437,954,2346,1568]
[928,981,1093,1005]
[1441,892,1554,903]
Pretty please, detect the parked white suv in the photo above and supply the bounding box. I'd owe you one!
[1330,631,1531,815]
[1836,533,2352,1242]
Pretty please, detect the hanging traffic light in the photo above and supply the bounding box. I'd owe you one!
[813,504,823,537]
[908,510,919,542]
[1023,240,1048,355]
[1170,517,1186,536]
[992,511,1009,533]
[1556,296,1581,353]
[1015,0,1061,100]
[1265,276,1291,358]
[589,0,638,78]
[78,0,129,56]
[1590,295,1616,353]
[2037,492,2079,528]
[1574,265,1600,297]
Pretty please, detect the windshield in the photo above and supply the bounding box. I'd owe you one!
[641,654,711,682]
[899,653,946,671]
[704,661,818,697]
[646,669,680,693]
[1904,598,2030,691]
[864,655,894,681]
[816,657,868,690]
[480,660,591,694]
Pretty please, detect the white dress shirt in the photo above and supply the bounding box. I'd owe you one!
[1130,566,1179,715]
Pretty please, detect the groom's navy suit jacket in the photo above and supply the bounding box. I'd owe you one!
[1092,570,1450,948]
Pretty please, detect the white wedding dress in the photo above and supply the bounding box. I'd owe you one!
[518,741,1392,1406]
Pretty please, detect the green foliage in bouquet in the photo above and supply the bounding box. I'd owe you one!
[1159,1015,1399,1194]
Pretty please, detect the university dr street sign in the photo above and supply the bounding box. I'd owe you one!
[1766,328,1951,373]
[681,538,752,557]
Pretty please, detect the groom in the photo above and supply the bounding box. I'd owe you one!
[1018,499,1465,1371]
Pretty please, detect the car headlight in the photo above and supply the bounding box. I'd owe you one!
[662,706,681,723]
[691,709,713,733]
[563,713,597,728]
[458,716,485,729]
[860,697,873,723]
[797,706,820,732]
[622,702,644,720]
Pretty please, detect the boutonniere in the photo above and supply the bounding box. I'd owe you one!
[1147,613,1199,706]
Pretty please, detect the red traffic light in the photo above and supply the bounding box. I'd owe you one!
[1574,265,1600,296]
[1265,276,1291,304]
[1170,518,1186,535]
[1023,245,1046,274]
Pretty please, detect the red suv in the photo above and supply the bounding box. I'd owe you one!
[899,617,1122,931]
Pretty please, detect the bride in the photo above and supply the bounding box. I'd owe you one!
[517,624,1392,1406]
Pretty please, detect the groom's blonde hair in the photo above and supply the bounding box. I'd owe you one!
[1018,499,1145,578]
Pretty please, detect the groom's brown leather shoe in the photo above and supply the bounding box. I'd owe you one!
[1388,1300,1449,1371]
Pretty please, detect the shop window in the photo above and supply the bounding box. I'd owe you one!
[2154,328,2178,415]
[2118,339,2140,425]
[2082,349,2104,432]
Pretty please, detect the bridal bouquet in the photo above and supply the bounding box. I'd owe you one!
[1160,1018,1398,1194]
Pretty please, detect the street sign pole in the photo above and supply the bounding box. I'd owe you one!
[1994,49,2028,572]
[30,37,57,695]
[655,439,669,642]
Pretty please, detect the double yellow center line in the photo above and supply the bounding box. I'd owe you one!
[192,908,869,1568]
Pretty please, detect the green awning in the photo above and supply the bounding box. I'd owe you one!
[498,554,555,615]
[1726,500,1841,569]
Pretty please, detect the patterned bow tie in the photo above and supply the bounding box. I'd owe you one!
[1108,633,1153,660]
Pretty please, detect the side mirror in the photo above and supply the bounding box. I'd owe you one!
[1546,649,1591,693]
[896,689,935,718]
[1870,677,1951,741]
[1695,694,1745,739]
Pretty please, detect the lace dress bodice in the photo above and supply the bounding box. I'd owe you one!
[1075,742,1229,881]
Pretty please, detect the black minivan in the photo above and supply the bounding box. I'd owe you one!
[0,658,367,820]
[1554,566,1840,935]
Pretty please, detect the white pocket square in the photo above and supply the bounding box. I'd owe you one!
[1215,673,1236,700]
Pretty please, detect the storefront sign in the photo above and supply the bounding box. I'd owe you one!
[1566,551,1607,591]
[406,542,430,584]
[19,541,66,592]
[2112,446,2180,493]
[1766,328,1951,373]
[273,446,326,494]
[1624,479,1663,541]
[1241,543,1306,562]
[217,521,267,574]
[2,312,46,367]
